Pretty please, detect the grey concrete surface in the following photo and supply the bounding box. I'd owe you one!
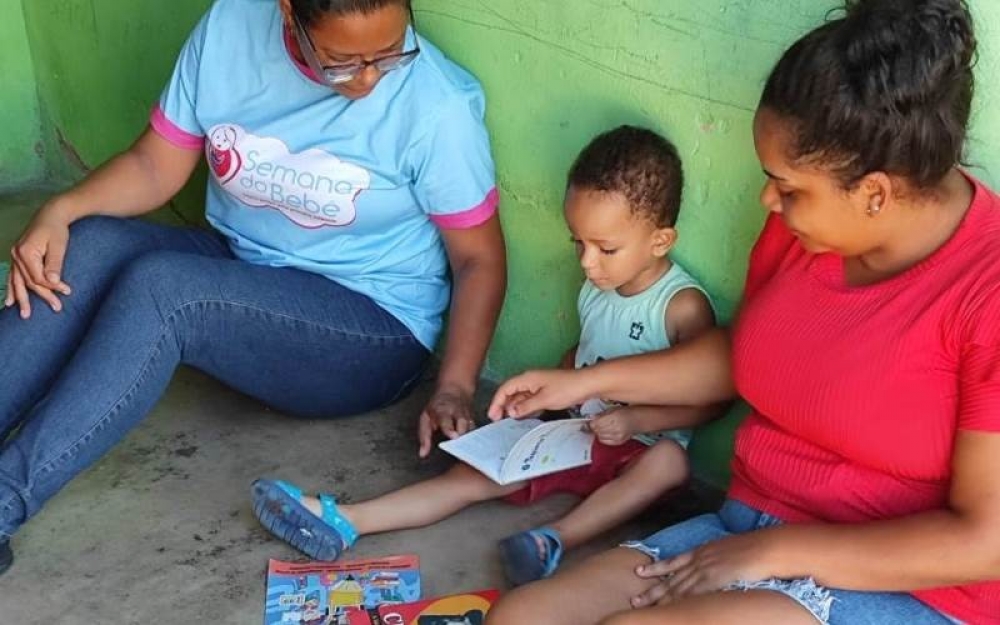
[0,368,721,624]
[0,190,719,623]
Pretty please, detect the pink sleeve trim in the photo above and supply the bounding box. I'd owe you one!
[150,105,204,150]
[430,187,499,229]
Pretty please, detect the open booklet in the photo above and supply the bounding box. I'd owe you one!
[439,417,593,485]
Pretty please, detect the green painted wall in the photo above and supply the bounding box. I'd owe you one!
[418,1,825,377]
[416,0,1000,374]
[9,0,1000,484]
[21,0,206,166]
[0,0,45,189]
[431,1,829,486]
[968,2,1000,186]
[416,0,1000,485]
[20,0,212,218]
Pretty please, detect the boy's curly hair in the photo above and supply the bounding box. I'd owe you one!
[568,125,684,228]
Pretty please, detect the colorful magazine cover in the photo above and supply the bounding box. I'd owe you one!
[345,589,500,625]
[264,555,421,625]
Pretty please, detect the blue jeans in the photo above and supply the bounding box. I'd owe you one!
[622,499,962,625]
[0,216,430,540]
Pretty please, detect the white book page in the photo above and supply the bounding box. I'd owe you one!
[438,418,544,482]
[499,419,594,484]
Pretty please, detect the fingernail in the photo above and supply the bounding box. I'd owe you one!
[46,272,59,283]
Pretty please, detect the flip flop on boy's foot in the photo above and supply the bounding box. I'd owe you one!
[0,540,12,576]
[498,527,563,586]
[251,478,359,561]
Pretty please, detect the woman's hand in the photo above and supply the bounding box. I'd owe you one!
[418,383,476,458]
[587,406,637,446]
[487,367,598,420]
[6,203,73,318]
[630,532,775,608]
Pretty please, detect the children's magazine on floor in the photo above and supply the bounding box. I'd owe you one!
[346,589,500,625]
[264,555,420,625]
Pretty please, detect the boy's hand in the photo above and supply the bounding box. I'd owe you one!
[588,406,636,446]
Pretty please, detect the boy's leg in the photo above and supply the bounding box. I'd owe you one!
[497,440,688,586]
[316,462,526,535]
[552,440,688,549]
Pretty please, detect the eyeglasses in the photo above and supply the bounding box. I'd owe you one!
[292,9,420,87]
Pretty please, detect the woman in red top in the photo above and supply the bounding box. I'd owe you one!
[484,0,1000,623]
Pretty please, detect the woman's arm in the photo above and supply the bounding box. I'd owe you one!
[491,214,781,419]
[588,288,727,444]
[7,128,202,316]
[489,326,736,419]
[417,213,507,457]
[47,127,202,223]
[634,430,1000,605]
[588,403,727,446]
[766,430,1000,590]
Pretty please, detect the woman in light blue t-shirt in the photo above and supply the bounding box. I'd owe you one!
[0,0,505,575]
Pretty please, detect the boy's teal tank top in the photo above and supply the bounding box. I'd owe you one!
[575,261,709,447]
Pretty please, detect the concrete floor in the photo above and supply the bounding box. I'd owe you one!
[0,191,719,623]
[0,369,724,624]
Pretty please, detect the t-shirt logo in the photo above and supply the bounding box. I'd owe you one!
[629,322,645,341]
[209,126,242,184]
[206,124,371,229]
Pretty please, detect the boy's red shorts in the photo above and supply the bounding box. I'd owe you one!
[504,439,648,505]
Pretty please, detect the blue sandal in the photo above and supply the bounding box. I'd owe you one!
[498,527,563,586]
[251,478,359,561]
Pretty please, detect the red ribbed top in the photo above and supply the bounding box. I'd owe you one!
[730,176,1000,624]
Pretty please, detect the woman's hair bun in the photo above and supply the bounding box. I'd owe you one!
[839,0,976,114]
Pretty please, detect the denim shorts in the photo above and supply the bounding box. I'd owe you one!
[621,499,963,625]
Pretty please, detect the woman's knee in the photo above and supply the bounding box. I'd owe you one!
[488,548,652,625]
[67,216,137,261]
[598,611,690,625]
[485,587,548,625]
[113,251,204,315]
[63,216,150,285]
[68,215,125,240]
[598,612,645,625]
[599,604,719,625]
[487,582,624,625]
